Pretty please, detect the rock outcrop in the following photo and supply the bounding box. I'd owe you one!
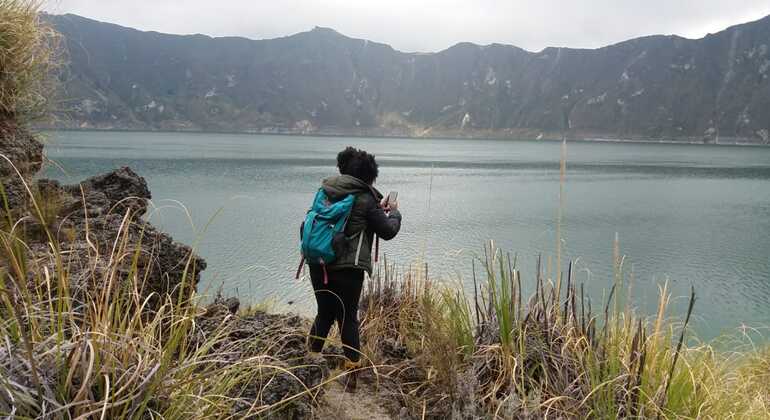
[0,120,43,211]
[32,167,206,304]
[0,124,205,305]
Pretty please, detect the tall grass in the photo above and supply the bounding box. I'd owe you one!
[359,244,770,419]
[0,0,61,121]
[0,166,325,419]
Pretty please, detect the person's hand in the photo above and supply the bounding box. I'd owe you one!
[380,197,398,213]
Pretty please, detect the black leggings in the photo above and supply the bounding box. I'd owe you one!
[307,266,364,362]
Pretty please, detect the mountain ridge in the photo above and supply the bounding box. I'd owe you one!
[43,13,770,143]
[51,13,770,55]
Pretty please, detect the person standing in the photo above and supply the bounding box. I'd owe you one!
[302,146,401,392]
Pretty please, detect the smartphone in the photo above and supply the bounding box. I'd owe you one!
[385,191,398,207]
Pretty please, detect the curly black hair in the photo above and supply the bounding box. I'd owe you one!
[337,146,379,184]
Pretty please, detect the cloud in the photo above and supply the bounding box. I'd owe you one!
[42,0,770,52]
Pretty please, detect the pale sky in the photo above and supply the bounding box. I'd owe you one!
[42,0,770,53]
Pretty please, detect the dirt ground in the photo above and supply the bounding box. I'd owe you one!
[315,379,393,420]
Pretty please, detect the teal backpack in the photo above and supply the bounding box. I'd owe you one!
[297,189,355,283]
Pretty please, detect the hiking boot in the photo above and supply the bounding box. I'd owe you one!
[342,359,361,393]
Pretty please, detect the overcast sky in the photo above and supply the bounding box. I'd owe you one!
[42,1,770,52]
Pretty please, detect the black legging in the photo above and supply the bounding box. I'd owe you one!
[307,266,364,362]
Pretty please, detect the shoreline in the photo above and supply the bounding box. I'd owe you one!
[38,127,770,147]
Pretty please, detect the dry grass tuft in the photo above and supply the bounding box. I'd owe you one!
[0,0,62,121]
[358,246,770,419]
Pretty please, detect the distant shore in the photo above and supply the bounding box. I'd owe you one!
[39,126,770,147]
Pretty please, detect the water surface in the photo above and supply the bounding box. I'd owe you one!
[42,131,770,340]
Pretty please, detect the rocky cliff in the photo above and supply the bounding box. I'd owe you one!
[44,13,770,143]
[0,126,206,304]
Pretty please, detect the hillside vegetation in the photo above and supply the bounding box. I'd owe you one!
[46,13,770,143]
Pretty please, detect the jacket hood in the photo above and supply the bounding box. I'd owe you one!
[322,174,382,200]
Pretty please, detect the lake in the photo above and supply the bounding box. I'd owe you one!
[42,131,770,341]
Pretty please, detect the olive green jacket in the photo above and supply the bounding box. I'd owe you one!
[314,175,401,274]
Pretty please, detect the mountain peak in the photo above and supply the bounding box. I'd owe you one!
[310,26,339,34]
[306,26,346,38]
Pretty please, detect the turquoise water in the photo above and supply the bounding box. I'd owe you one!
[42,131,770,340]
